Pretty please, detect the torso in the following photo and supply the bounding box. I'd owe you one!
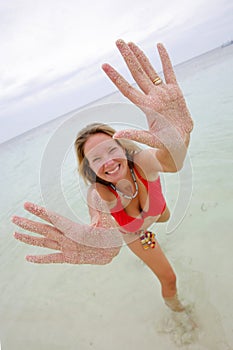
[93,156,169,233]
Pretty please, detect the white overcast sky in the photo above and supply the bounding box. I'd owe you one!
[0,0,232,143]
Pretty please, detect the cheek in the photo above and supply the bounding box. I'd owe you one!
[114,148,127,159]
[89,161,104,174]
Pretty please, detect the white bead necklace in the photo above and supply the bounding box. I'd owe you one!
[109,167,138,200]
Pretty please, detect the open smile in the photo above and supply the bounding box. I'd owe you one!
[105,164,120,175]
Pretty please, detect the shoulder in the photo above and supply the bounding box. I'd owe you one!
[133,149,161,181]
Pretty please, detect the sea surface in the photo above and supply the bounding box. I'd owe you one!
[0,45,233,349]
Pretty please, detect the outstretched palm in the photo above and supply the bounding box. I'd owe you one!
[12,192,121,264]
[102,40,193,149]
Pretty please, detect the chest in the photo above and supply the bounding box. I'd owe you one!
[120,178,150,219]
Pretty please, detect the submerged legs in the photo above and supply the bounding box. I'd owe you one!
[126,236,185,312]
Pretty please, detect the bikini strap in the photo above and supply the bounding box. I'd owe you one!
[133,166,149,189]
[108,185,119,197]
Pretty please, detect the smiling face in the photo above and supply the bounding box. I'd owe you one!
[84,133,128,184]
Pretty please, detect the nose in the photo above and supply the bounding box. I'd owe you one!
[103,158,115,168]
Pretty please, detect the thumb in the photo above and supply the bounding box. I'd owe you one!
[113,129,163,148]
[91,189,109,213]
[91,189,114,229]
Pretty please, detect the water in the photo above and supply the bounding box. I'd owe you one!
[0,45,233,349]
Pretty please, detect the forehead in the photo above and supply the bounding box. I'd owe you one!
[84,133,116,156]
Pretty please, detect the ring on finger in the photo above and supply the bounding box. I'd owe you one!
[152,76,163,85]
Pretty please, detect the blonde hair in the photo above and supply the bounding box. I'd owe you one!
[74,123,141,184]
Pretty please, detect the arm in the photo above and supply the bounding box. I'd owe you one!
[102,40,193,173]
[148,132,190,173]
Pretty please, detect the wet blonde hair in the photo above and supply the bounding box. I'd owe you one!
[74,123,141,184]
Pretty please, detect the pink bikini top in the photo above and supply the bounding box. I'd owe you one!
[109,167,166,233]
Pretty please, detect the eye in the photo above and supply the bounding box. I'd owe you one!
[109,147,117,153]
[92,157,101,163]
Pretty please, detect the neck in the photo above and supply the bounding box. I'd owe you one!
[110,165,138,200]
[114,165,132,188]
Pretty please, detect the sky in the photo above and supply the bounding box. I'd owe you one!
[0,0,232,143]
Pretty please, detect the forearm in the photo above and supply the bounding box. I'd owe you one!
[156,132,190,172]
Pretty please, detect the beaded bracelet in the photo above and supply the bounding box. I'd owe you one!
[139,230,156,250]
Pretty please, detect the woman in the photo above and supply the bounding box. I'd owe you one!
[12,39,193,313]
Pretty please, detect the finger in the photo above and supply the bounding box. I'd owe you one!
[24,202,80,239]
[24,202,53,224]
[102,63,144,104]
[113,129,164,149]
[14,232,61,250]
[116,39,154,94]
[26,253,65,264]
[12,216,62,242]
[128,41,161,83]
[157,43,177,84]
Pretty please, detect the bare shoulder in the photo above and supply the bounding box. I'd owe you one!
[133,149,162,180]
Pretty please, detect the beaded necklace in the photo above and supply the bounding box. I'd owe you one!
[109,167,138,200]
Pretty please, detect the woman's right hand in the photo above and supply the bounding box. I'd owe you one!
[12,191,122,265]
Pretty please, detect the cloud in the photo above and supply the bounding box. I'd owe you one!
[1,0,218,87]
[0,0,232,142]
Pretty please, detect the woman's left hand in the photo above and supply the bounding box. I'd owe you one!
[102,39,193,149]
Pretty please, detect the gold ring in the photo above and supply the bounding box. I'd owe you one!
[152,77,162,85]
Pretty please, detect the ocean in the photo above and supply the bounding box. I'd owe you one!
[0,44,233,349]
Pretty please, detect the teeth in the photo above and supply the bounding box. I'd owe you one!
[106,165,119,174]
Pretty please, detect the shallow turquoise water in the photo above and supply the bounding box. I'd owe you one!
[0,45,233,349]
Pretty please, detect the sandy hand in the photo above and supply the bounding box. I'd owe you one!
[12,198,122,264]
[102,40,193,149]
